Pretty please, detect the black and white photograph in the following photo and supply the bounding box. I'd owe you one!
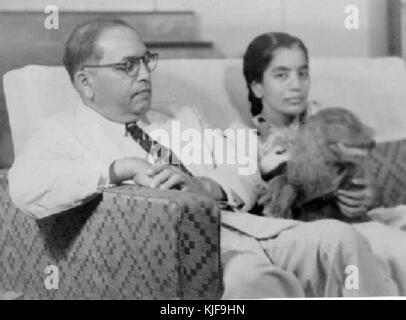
[0,0,406,305]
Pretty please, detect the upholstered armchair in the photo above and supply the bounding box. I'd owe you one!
[0,169,222,299]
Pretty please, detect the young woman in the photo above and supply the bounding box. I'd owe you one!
[241,32,406,295]
[243,32,379,217]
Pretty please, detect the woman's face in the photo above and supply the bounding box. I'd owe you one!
[252,46,310,119]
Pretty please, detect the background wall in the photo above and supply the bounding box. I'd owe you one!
[0,0,390,57]
[191,0,389,57]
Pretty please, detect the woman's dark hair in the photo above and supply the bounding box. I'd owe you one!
[243,32,309,116]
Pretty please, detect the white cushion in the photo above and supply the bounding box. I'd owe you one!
[4,58,406,157]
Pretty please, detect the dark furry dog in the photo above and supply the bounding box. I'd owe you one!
[262,107,375,222]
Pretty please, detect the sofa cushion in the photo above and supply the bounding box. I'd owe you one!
[0,170,222,299]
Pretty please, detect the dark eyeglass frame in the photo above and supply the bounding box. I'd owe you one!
[82,51,159,77]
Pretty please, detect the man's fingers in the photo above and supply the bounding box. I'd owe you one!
[147,164,169,177]
[159,174,184,190]
[133,173,153,187]
[150,169,173,188]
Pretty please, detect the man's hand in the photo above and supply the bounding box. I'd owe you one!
[111,159,226,200]
[336,178,379,219]
[109,158,153,186]
[146,164,225,200]
[147,164,206,192]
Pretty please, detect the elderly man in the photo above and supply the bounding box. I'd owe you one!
[8,18,396,298]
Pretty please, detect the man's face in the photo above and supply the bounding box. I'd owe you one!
[90,26,152,123]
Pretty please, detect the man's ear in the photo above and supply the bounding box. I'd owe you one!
[250,81,264,99]
[74,70,95,100]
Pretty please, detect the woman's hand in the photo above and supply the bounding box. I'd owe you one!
[336,178,379,219]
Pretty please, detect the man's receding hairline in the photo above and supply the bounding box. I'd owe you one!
[93,24,143,61]
[96,23,140,43]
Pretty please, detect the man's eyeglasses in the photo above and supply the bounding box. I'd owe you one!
[82,51,159,78]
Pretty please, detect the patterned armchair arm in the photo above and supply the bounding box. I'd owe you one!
[0,169,222,299]
[369,139,406,206]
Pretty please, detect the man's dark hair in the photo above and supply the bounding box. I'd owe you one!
[63,18,134,82]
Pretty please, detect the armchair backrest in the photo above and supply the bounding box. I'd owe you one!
[4,58,406,157]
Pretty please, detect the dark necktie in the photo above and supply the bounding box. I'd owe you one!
[125,122,193,176]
